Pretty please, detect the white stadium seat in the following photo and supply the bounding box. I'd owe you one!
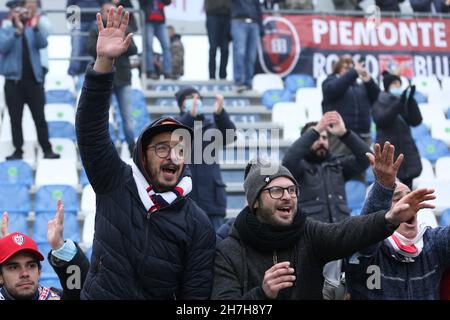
[44,103,75,124]
[252,74,284,94]
[35,159,78,188]
[272,102,308,142]
[37,138,78,163]
[412,158,435,189]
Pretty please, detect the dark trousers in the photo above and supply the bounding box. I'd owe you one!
[5,80,52,153]
[206,14,230,80]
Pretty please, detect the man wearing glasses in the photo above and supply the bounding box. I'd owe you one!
[76,7,215,299]
[211,156,435,299]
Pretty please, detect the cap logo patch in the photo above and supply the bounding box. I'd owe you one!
[264,177,270,183]
[13,234,25,246]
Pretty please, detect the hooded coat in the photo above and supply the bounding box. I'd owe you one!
[76,66,215,299]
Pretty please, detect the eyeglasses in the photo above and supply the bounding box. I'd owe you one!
[261,185,299,199]
[147,143,185,159]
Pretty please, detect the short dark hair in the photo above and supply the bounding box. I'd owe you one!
[301,121,318,135]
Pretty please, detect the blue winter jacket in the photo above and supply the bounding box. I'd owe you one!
[76,66,215,299]
[0,25,47,83]
[345,181,450,299]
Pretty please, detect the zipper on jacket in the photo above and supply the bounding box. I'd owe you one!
[273,250,278,265]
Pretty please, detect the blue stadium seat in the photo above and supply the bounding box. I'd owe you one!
[416,137,450,163]
[0,160,33,187]
[34,185,80,242]
[365,167,375,185]
[109,123,118,142]
[440,209,450,227]
[79,168,90,187]
[285,74,315,93]
[221,170,245,184]
[86,246,93,262]
[411,123,430,142]
[45,90,76,105]
[39,276,61,291]
[261,89,293,109]
[227,194,246,210]
[414,91,428,104]
[345,180,366,211]
[47,121,76,141]
[0,185,31,235]
[131,89,147,108]
[36,242,61,290]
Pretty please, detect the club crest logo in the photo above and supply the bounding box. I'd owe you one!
[13,234,25,246]
[258,16,301,77]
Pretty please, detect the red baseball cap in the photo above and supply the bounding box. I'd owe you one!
[0,232,44,264]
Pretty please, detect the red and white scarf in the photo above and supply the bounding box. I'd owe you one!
[385,224,427,262]
[131,162,192,214]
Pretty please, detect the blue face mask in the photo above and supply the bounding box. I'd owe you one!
[390,87,403,97]
[184,98,203,115]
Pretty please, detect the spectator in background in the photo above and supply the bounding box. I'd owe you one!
[0,0,60,160]
[345,160,450,300]
[87,2,138,155]
[175,87,237,230]
[376,0,405,11]
[372,71,423,189]
[167,25,184,80]
[67,0,107,76]
[25,0,51,78]
[77,7,215,299]
[231,0,264,93]
[410,0,450,12]
[282,111,371,299]
[111,0,138,31]
[204,0,231,80]
[281,0,314,10]
[322,55,380,160]
[139,0,172,80]
[263,0,286,9]
[211,157,435,299]
[0,201,90,300]
[333,0,363,10]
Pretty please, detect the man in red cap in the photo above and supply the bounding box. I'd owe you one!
[0,201,89,300]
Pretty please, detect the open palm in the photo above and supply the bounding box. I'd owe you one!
[96,6,133,59]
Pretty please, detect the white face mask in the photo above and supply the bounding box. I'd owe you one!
[390,87,403,97]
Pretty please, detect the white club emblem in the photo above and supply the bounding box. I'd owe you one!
[264,177,270,183]
[13,235,25,246]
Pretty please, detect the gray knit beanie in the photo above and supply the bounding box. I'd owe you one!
[244,158,298,211]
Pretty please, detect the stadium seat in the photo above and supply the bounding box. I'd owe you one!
[221,170,245,184]
[411,123,430,142]
[227,194,246,210]
[295,88,323,121]
[417,209,438,228]
[79,168,90,187]
[366,167,375,185]
[0,160,33,187]
[412,158,435,189]
[35,159,79,188]
[428,90,449,113]
[261,89,293,109]
[82,211,95,249]
[45,90,77,105]
[440,209,450,227]
[430,120,450,146]
[252,74,284,94]
[414,91,428,104]
[34,185,80,242]
[435,157,450,181]
[47,121,76,141]
[44,103,75,124]
[272,102,307,141]
[0,185,30,235]
[37,138,78,163]
[416,136,450,163]
[80,184,96,215]
[86,246,93,262]
[36,242,61,289]
[418,103,445,129]
[45,73,76,93]
[345,180,366,211]
[285,74,315,93]
[442,77,450,92]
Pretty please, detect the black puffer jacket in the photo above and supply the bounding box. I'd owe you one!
[372,91,423,182]
[282,129,371,223]
[322,69,380,136]
[76,66,215,299]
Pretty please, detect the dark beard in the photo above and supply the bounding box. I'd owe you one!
[305,149,329,163]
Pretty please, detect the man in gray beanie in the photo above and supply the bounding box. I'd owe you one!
[212,151,435,299]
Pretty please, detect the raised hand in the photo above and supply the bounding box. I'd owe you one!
[314,112,333,133]
[1,211,9,238]
[94,6,133,72]
[214,94,224,115]
[189,94,199,118]
[262,262,296,299]
[366,142,404,189]
[326,111,347,137]
[385,188,435,225]
[47,200,65,251]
